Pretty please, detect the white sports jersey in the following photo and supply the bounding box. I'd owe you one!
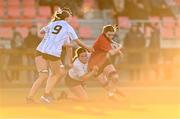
[68,58,88,81]
[36,20,78,57]
[68,53,91,80]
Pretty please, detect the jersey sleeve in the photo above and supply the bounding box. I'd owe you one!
[67,25,78,41]
[40,23,51,33]
[63,37,71,46]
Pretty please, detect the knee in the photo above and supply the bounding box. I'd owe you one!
[97,74,108,83]
[109,73,119,83]
[38,69,49,79]
[38,73,49,80]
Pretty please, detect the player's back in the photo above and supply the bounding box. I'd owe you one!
[36,20,73,57]
[45,20,70,42]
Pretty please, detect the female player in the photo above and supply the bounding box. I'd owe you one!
[58,47,98,101]
[26,8,93,104]
[88,25,125,100]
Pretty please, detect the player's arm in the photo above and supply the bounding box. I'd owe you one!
[67,25,94,52]
[114,44,124,58]
[75,39,94,52]
[106,46,123,59]
[109,48,120,55]
[108,43,123,55]
[65,45,73,69]
[79,66,99,81]
[39,28,46,34]
[39,24,51,34]
[63,38,73,69]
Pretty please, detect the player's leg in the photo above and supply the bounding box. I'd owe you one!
[44,45,72,95]
[95,64,116,92]
[45,60,66,94]
[105,64,126,97]
[68,85,88,101]
[41,60,66,103]
[108,73,126,97]
[27,55,49,103]
[96,73,110,90]
[96,72,117,97]
[96,64,124,99]
[60,75,88,101]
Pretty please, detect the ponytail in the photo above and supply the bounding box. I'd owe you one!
[51,7,72,22]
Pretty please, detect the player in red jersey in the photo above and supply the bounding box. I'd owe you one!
[88,25,125,99]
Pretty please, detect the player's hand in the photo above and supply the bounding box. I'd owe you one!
[117,44,122,51]
[109,49,116,56]
[92,66,99,75]
[87,47,94,53]
[67,63,73,69]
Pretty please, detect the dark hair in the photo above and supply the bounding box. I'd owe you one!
[73,47,87,62]
[76,47,86,56]
[51,7,72,22]
[56,11,70,20]
[102,25,115,33]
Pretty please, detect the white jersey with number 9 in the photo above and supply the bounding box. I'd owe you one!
[36,20,78,57]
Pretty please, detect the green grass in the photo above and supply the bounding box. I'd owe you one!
[0,80,180,119]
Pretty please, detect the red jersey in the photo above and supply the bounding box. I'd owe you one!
[88,34,112,70]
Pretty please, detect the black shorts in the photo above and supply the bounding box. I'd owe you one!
[35,51,60,61]
[65,74,84,88]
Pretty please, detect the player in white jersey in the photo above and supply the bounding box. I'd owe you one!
[58,47,98,101]
[26,8,93,104]
[36,17,76,57]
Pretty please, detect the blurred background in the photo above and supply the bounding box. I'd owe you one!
[0,0,180,87]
